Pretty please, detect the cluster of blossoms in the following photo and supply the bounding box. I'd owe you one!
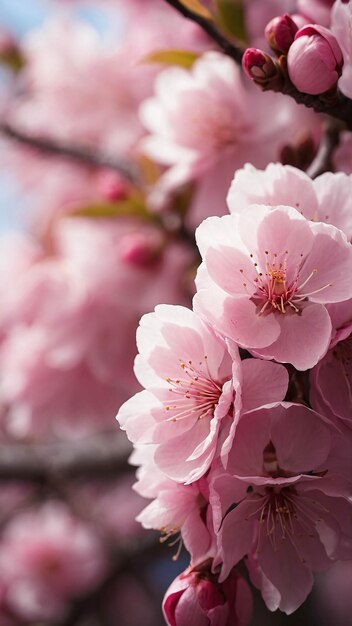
[0,0,351,624]
[118,160,352,623]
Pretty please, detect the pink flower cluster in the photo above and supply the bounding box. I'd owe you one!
[243,2,347,96]
[117,163,352,623]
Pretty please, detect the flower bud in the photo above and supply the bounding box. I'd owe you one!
[242,48,279,85]
[163,564,252,626]
[265,14,298,55]
[119,230,164,267]
[287,24,343,95]
[97,171,127,202]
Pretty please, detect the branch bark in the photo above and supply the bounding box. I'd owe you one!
[163,0,245,65]
[163,1,352,129]
[0,433,131,482]
[306,120,343,179]
[0,122,139,183]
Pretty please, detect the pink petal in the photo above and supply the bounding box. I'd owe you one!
[241,358,289,412]
[270,403,332,473]
[314,172,352,240]
[254,302,332,370]
[259,532,314,614]
[227,162,318,220]
[299,221,352,303]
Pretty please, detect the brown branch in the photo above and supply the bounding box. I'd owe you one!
[0,122,139,183]
[163,0,245,65]
[273,74,352,132]
[162,2,352,129]
[306,119,343,179]
[0,433,132,482]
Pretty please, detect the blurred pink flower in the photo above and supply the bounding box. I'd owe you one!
[0,219,194,440]
[227,162,352,240]
[139,51,318,228]
[0,502,106,621]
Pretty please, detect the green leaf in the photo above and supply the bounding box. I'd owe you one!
[214,0,246,42]
[70,196,150,220]
[179,0,213,20]
[140,48,200,69]
[0,50,24,73]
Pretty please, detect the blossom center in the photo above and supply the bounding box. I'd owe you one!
[164,356,223,423]
[240,250,332,315]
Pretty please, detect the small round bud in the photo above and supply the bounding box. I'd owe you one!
[265,14,298,55]
[242,48,279,84]
[163,565,252,626]
[119,230,164,267]
[287,24,343,95]
[97,171,127,202]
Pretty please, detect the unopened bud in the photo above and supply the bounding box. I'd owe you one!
[119,230,164,267]
[163,564,252,626]
[242,48,281,86]
[287,24,343,95]
[265,14,298,55]
[97,171,127,202]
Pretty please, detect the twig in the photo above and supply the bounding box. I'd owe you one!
[162,1,352,129]
[0,122,139,183]
[0,433,131,482]
[306,120,343,179]
[163,0,245,65]
[274,73,352,132]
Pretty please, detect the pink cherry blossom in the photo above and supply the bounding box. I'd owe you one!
[227,162,352,240]
[135,451,216,565]
[117,305,288,482]
[210,403,352,614]
[194,205,352,369]
[0,219,194,440]
[331,0,352,98]
[139,51,318,228]
[0,502,106,621]
[163,564,252,626]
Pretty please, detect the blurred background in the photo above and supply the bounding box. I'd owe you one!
[0,1,349,625]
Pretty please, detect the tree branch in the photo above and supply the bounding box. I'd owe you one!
[162,2,352,129]
[0,122,139,183]
[0,433,131,482]
[272,74,352,132]
[306,119,343,179]
[162,0,245,65]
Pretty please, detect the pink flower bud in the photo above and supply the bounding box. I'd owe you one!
[242,48,279,84]
[265,14,298,55]
[287,24,343,94]
[97,171,127,202]
[119,230,164,267]
[163,565,252,626]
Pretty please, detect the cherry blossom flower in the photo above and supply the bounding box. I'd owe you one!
[195,205,352,369]
[140,51,318,228]
[210,403,352,614]
[227,162,352,240]
[117,305,288,482]
[0,502,106,621]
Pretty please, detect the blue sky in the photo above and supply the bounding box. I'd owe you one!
[0,0,115,231]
